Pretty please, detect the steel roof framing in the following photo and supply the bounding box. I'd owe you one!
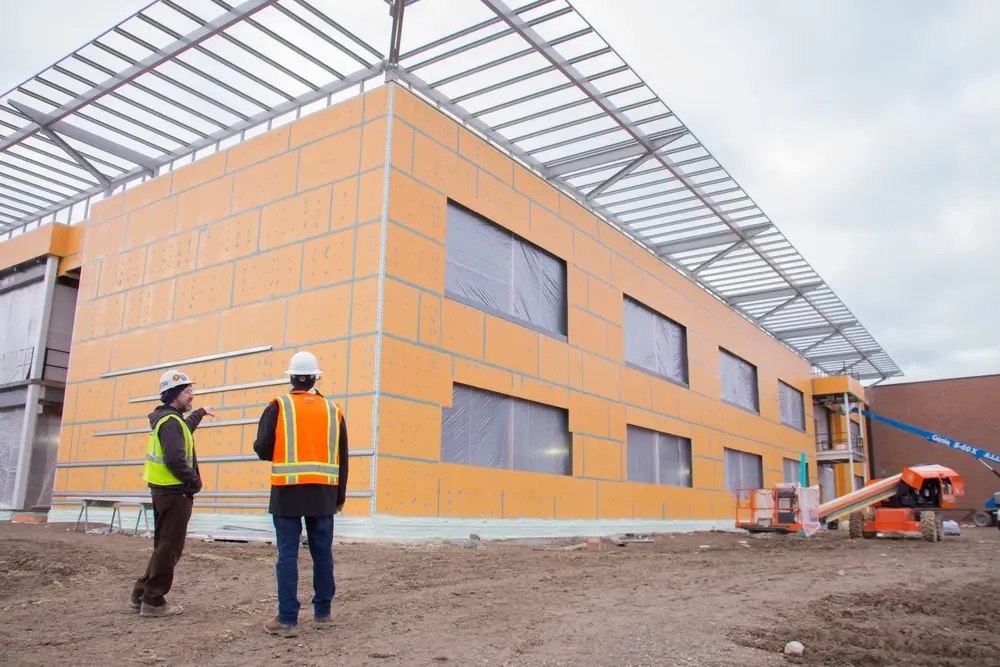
[0,0,901,380]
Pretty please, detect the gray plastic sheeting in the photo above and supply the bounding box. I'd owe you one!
[623,297,687,384]
[442,384,571,477]
[626,425,692,487]
[444,203,567,336]
[719,349,760,413]
[724,447,763,496]
[778,381,806,430]
[0,407,25,508]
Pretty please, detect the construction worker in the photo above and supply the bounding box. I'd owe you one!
[253,351,349,637]
[130,369,214,618]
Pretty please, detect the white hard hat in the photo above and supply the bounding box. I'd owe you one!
[286,351,322,377]
[159,369,194,394]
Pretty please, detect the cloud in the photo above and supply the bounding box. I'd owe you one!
[573,0,1000,383]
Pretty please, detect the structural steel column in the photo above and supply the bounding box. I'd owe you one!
[11,254,59,510]
[844,392,855,492]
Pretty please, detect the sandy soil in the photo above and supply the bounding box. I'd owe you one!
[1,521,998,667]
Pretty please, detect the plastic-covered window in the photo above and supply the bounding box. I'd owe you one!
[724,447,763,496]
[441,384,572,476]
[626,425,693,487]
[719,349,759,413]
[778,381,806,430]
[445,203,567,336]
[782,457,807,484]
[623,297,688,384]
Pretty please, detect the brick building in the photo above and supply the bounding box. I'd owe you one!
[868,374,1000,520]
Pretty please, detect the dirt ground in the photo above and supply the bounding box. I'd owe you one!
[1,521,999,667]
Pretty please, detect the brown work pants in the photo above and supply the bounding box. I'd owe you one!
[131,493,194,607]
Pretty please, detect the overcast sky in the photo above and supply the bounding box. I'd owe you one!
[2,0,997,385]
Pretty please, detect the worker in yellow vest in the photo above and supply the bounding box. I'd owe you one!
[130,369,214,618]
[252,351,349,637]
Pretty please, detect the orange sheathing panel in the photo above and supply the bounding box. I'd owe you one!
[689,363,719,399]
[385,222,445,293]
[356,169,384,224]
[176,175,234,231]
[569,347,584,389]
[97,246,146,296]
[233,243,302,306]
[525,203,571,260]
[88,193,124,225]
[418,292,442,348]
[571,434,585,477]
[537,334,569,386]
[302,228,355,290]
[62,386,78,424]
[475,170,530,238]
[688,332,718,369]
[377,457,438,517]
[345,394,373,450]
[583,437,622,480]
[114,362,224,420]
[568,307,607,357]
[514,165,559,212]
[573,229,611,282]
[567,265,588,310]
[215,461,270,493]
[196,211,260,268]
[691,426,712,457]
[459,128,513,185]
[220,299,287,352]
[144,229,197,284]
[197,464,219,494]
[349,277,379,336]
[353,222,382,280]
[67,338,112,383]
[105,465,148,493]
[453,358,513,396]
[330,176,360,230]
[620,366,652,409]
[611,253,642,297]
[124,426,148,461]
[222,349,286,405]
[364,86,389,119]
[388,171,447,242]
[587,275,623,326]
[360,117,388,172]
[124,176,171,213]
[437,464,598,520]
[441,299,484,360]
[173,262,233,319]
[125,197,177,248]
[651,377,681,417]
[511,375,569,410]
[390,120,414,173]
[171,152,226,195]
[232,152,298,213]
[436,463,500,518]
[380,336,450,404]
[260,185,333,250]
[109,327,162,372]
[75,423,124,462]
[194,409,246,456]
[378,397,442,460]
[559,194,598,237]
[484,316,538,377]
[122,279,176,331]
[298,128,363,192]
[581,351,619,400]
[226,125,291,173]
[75,293,124,340]
[606,323,625,363]
[305,339,349,397]
[58,252,83,275]
[342,497,370,517]
[51,222,85,256]
[161,311,220,362]
[610,401,626,443]
[412,132,476,208]
[381,278,419,340]
[57,425,75,463]
[347,456,372,492]
[393,89,458,150]
[570,392,609,438]
[285,283,351,344]
[291,97,363,149]
[347,335,377,394]
[0,223,54,270]
[64,468,105,493]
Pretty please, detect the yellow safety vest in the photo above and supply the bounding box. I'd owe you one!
[142,413,195,486]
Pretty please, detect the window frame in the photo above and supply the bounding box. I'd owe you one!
[625,424,694,488]
[443,200,568,341]
[622,295,690,388]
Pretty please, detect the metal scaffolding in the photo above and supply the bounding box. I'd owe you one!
[0,0,902,381]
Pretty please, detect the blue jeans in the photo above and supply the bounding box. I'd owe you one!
[272,515,335,625]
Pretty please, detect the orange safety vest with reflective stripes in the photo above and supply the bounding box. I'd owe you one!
[271,391,342,487]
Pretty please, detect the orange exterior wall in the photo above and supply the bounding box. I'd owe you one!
[52,83,820,525]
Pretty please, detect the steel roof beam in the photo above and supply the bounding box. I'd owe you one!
[653,222,772,255]
[0,0,279,154]
[775,322,857,340]
[546,129,688,177]
[807,350,882,364]
[726,282,823,305]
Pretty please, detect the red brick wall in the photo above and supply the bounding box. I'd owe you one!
[868,374,1000,519]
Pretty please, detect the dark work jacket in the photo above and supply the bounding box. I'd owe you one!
[253,389,349,518]
[147,404,206,496]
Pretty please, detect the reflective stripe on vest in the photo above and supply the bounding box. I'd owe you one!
[142,413,194,486]
[271,393,341,486]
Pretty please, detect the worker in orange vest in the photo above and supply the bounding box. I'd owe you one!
[252,351,349,637]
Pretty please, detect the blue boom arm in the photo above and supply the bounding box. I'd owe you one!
[852,407,1000,466]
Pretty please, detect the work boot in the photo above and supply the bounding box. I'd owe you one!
[129,595,141,613]
[264,618,298,637]
[140,601,183,618]
[313,615,333,629]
